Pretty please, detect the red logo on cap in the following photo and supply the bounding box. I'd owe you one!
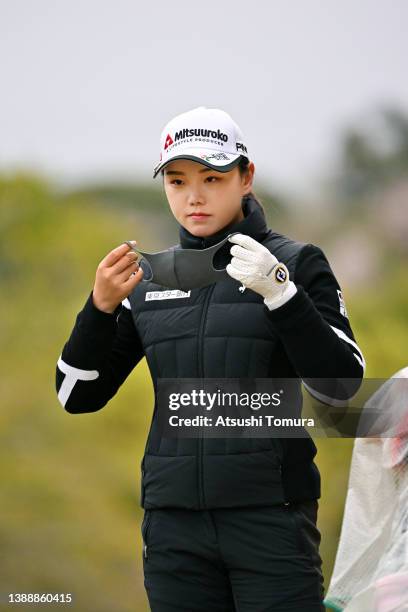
[164,133,174,150]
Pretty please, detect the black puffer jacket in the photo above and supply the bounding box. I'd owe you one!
[56,195,365,510]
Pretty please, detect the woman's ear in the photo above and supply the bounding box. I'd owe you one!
[242,162,255,195]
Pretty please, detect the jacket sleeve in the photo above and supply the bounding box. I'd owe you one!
[55,291,144,414]
[265,243,365,403]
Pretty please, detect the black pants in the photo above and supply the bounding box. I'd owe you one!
[140,500,325,611]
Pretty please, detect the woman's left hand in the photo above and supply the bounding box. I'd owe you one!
[226,233,297,309]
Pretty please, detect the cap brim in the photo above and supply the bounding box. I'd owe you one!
[153,151,243,178]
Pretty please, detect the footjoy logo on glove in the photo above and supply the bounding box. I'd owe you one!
[275,266,287,283]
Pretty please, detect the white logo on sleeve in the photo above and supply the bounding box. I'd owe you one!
[337,290,348,318]
[57,356,99,407]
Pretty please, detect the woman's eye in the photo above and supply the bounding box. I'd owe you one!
[170,179,183,186]
[205,176,218,183]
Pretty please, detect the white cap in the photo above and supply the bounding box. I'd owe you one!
[153,106,249,178]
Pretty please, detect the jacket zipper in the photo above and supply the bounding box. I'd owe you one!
[197,284,216,509]
[143,510,152,560]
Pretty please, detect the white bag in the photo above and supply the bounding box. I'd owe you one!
[324,367,408,612]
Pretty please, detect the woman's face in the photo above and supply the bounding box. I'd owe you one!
[163,158,255,237]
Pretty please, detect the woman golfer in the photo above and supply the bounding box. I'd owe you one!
[56,106,365,611]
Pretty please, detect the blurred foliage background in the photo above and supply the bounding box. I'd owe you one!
[1,105,407,611]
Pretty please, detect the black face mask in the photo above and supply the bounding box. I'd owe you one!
[125,232,239,292]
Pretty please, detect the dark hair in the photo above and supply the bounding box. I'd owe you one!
[237,157,265,213]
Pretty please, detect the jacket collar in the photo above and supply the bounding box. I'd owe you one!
[178,194,269,250]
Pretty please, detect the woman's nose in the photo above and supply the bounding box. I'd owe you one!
[187,186,205,206]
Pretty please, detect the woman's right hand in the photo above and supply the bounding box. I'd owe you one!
[92,241,144,313]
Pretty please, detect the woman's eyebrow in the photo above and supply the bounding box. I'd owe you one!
[165,168,213,176]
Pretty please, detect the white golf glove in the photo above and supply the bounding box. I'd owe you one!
[226,233,297,310]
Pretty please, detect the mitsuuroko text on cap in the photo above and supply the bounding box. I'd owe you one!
[153,106,249,178]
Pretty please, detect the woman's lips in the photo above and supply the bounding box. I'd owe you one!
[188,213,211,220]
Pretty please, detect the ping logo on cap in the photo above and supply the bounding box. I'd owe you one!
[236,142,248,153]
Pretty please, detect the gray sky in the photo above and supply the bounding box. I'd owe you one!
[1,0,407,194]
